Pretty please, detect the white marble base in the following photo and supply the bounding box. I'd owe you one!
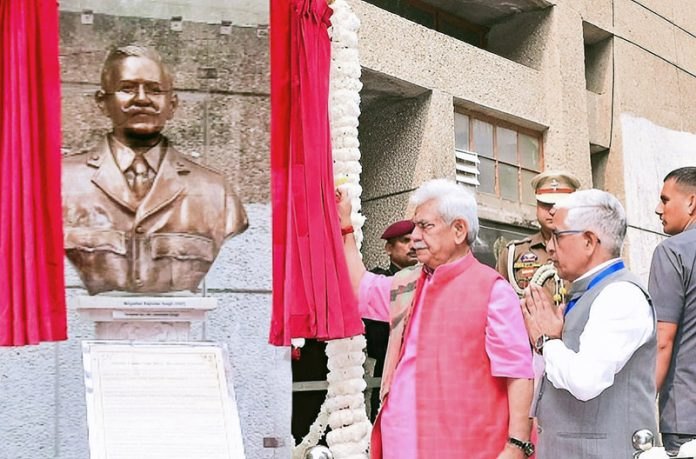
[77,296,217,341]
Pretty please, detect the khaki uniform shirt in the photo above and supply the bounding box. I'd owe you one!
[62,135,248,295]
[496,232,568,299]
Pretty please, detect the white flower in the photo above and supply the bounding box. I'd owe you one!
[294,2,369,457]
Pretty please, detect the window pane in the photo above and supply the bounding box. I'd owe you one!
[521,169,537,205]
[519,134,540,170]
[478,157,496,194]
[454,113,469,150]
[472,119,493,158]
[499,164,519,201]
[497,127,517,164]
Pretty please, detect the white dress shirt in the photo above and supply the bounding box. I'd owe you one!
[543,258,655,401]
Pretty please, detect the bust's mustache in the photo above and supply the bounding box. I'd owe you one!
[121,107,160,116]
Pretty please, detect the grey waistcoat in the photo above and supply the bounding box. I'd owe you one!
[535,266,657,459]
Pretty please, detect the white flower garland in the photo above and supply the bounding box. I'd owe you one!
[293,338,371,459]
[324,336,371,458]
[329,0,365,249]
[327,1,371,454]
[293,2,371,458]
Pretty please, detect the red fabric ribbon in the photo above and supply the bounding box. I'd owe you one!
[270,0,364,346]
[0,0,67,345]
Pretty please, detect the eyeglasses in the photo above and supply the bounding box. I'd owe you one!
[551,229,601,244]
[552,229,583,238]
[104,84,171,97]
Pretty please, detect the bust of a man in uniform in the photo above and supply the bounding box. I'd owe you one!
[62,45,248,295]
[496,171,580,299]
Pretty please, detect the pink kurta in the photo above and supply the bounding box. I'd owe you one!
[359,253,533,458]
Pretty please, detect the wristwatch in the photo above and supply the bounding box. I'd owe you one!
[507,436,535,457]
[534,334,551,354]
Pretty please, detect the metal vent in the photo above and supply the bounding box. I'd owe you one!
[455,148,480,187]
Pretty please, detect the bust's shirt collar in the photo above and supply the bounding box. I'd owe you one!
[109,134,164,173]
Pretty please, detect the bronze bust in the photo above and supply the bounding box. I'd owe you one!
[62,45,248,294]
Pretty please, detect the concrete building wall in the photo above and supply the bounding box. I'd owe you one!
[605,0,696,280]
[351,0,696,281]
[0,8,290,459]
[58,0,269,26]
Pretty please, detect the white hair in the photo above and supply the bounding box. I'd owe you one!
[555,189,626,257]
[410,179,479,245]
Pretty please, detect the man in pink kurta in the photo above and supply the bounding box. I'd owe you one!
[337,179,534,459]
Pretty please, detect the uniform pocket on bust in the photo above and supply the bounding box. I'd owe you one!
[64,228,127,255]
[150,233,215,262]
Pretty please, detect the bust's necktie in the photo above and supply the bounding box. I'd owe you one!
[127,155,152,199]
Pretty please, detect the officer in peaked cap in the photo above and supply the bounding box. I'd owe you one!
[496,171,581,301]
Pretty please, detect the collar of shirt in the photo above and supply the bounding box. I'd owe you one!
[574,257,622,283]
[422,251,473,280]
[109,135,164,173]
[686,220,696,233]
[388,262,402,275]
[529,231,547,249]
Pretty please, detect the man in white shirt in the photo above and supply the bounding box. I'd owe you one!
[521,189,657,458]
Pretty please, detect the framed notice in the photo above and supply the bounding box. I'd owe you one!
[82,341,245,459]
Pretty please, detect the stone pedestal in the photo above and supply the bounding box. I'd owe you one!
[77,296,217,341]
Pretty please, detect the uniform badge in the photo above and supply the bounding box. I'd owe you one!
[513,252,541,270]
[519,252,538,263]
[514,252,541,289]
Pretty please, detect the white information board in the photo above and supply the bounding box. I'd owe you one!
[82,341,245,459]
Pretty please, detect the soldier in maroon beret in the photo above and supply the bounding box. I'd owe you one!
[364,219,417,421]
[371,220,417,276]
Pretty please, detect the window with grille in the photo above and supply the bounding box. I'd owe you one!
[454,111,543,205]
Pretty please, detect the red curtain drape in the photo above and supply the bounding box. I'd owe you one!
[270,0,364,346]
[0,0,67,345]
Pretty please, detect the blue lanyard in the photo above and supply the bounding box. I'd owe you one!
[564,260,626,317]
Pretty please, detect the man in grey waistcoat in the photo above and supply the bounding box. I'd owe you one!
[521,189,657,458]
[649,167,696,453]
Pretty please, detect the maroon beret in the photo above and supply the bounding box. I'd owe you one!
[381,220,415,240]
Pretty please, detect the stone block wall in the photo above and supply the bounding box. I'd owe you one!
[0,10,290,459]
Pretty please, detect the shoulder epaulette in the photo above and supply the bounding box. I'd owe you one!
[506,237,532,248]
